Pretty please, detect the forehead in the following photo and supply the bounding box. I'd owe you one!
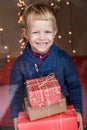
[28,20,54,30]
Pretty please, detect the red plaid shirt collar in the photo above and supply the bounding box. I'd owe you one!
[31,50,50,61]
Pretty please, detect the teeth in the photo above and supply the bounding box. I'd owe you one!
[36,42,47,44]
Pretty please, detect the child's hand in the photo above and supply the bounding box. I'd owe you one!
[13,118,18,130]
[76,112,83,130]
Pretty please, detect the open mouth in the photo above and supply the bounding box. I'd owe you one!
[36,42,48,45]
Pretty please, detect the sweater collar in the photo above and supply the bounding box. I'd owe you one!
[30,49,50,61]
[22,43,60,64]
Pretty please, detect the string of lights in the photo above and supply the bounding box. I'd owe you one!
[0,28,10,67]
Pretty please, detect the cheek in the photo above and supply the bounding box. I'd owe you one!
[28,36,38,45]
[27,34,33,42]
[49,34,55,41]
[29,36,36,42]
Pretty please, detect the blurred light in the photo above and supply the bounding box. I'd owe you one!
[21,45,24,49]
[21,42,25,46]
[58,0,61,2]
[20,16,23,21]
[72,50,77,54]
[58,35,62,39]
[4,46,8,50]
[51,3,54,6]
[0,28,3,31]
[7,55,10,58]
[68,31,72,35]
[66,2,70,5]
[20,51,23,55]
[19,38,24,43]
[18,12,20,16]
[7,59,10,62]
[18,20,21,24]
[68,40,72,43]
[17,3,22,7]
[18,16,23,23]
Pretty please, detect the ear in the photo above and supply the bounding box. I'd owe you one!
[53,29,57,39]
[54,28,58,37]
[22,28,28,39]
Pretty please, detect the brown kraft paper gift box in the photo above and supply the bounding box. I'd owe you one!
[24,96,67,121]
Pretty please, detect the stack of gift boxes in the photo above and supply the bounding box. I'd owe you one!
[17,74,78,130]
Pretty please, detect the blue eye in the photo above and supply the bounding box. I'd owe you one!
[45,31,52,33]
[32,31,39,34]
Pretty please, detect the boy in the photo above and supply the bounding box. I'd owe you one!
[10,3,83,130]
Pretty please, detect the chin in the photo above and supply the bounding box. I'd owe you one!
[38,48,49,54]
[39,50,48,54]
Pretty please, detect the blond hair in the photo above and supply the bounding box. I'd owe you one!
[22,3,57,30]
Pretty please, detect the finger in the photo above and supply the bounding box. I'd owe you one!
[78,120,83,130]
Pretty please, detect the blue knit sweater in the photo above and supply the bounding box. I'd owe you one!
[9,43,83,119]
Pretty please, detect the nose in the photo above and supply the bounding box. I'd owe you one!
[39,32,45,40]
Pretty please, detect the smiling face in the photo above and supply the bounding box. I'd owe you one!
[23,20,57,54]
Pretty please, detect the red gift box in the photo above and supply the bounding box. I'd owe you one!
[17,105,78,130]
[26,74,62,108]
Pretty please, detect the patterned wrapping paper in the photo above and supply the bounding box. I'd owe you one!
[26,74,62,108]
